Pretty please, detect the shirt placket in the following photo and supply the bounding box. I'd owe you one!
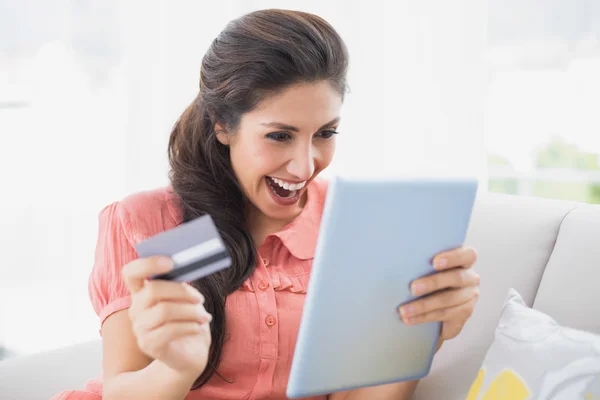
[248,246,279,399]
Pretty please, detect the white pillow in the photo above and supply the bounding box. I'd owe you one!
[466,288,600,400]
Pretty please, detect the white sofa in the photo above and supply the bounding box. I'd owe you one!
[1,192,599,399]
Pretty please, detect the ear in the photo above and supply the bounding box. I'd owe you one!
[215,123,231,145]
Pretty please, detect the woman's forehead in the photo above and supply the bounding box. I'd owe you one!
[243,82,342,131]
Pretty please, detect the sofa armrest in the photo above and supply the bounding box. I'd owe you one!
[0,339,102,400]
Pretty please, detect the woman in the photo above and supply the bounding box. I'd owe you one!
[53,8,479,400]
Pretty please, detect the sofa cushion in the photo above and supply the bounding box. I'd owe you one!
[466,288,600,399]
[534,204,600,335]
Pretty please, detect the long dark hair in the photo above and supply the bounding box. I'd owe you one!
[167,9,348,389]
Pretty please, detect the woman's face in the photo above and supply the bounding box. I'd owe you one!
[217,81,342,223]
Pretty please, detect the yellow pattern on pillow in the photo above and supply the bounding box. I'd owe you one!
[465,369,484,400]
[466,368,530,400]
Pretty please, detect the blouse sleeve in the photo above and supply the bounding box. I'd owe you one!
[87,201,139,332]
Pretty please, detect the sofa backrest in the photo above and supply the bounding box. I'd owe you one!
[415,192,598,399]
[533,205,600,334]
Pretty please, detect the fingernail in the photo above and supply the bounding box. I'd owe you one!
[158,257,173,268]
[412,283,426,296]
[434,257,448,269]
[399,305,414,317]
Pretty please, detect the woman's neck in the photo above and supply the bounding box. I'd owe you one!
[249,218,287,248]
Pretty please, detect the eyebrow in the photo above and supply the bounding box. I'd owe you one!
[260,117,340,132]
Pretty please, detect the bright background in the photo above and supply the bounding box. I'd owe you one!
[0,0,598,358]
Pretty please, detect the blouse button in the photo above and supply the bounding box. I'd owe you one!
[265,315,277,326]
[258,280,269,290]
[262,258,269,266]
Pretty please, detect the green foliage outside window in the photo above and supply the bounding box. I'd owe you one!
[488,138,600,204]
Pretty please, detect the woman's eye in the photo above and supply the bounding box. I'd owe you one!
[266,132,291,142]
[318,130,339,139]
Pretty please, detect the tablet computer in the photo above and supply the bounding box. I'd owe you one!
[286,177,478,398]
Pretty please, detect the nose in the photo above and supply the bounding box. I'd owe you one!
[287,143,316,181]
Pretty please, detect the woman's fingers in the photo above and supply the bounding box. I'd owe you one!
[410,267,480,296]
[399,285,479,321]
[136,322,209,359]
[129,281,205,325]
[402,296,478,326]
[122,256,174,293]
[433,246,478,271]
[132,280,204,311]
[133,302,212,335]
[398,246,481,341]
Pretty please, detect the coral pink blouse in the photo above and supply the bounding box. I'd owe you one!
[83,179,329,400]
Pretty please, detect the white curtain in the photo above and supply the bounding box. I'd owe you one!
[0,0,487,355]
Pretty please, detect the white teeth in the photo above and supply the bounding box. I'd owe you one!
[270,177,306,191]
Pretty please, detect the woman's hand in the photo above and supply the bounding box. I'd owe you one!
[398,246,480,346]
[122,256,212,379]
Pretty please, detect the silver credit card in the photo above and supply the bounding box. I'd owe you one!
[134,214,232,282]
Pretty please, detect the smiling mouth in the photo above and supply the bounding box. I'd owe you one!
[266,176,306,198]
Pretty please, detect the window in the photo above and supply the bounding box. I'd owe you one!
[486,0,600,204]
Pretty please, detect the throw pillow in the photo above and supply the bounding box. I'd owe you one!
[466,288,600,400]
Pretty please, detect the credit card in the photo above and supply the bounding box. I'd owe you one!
[134,214,232,282]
